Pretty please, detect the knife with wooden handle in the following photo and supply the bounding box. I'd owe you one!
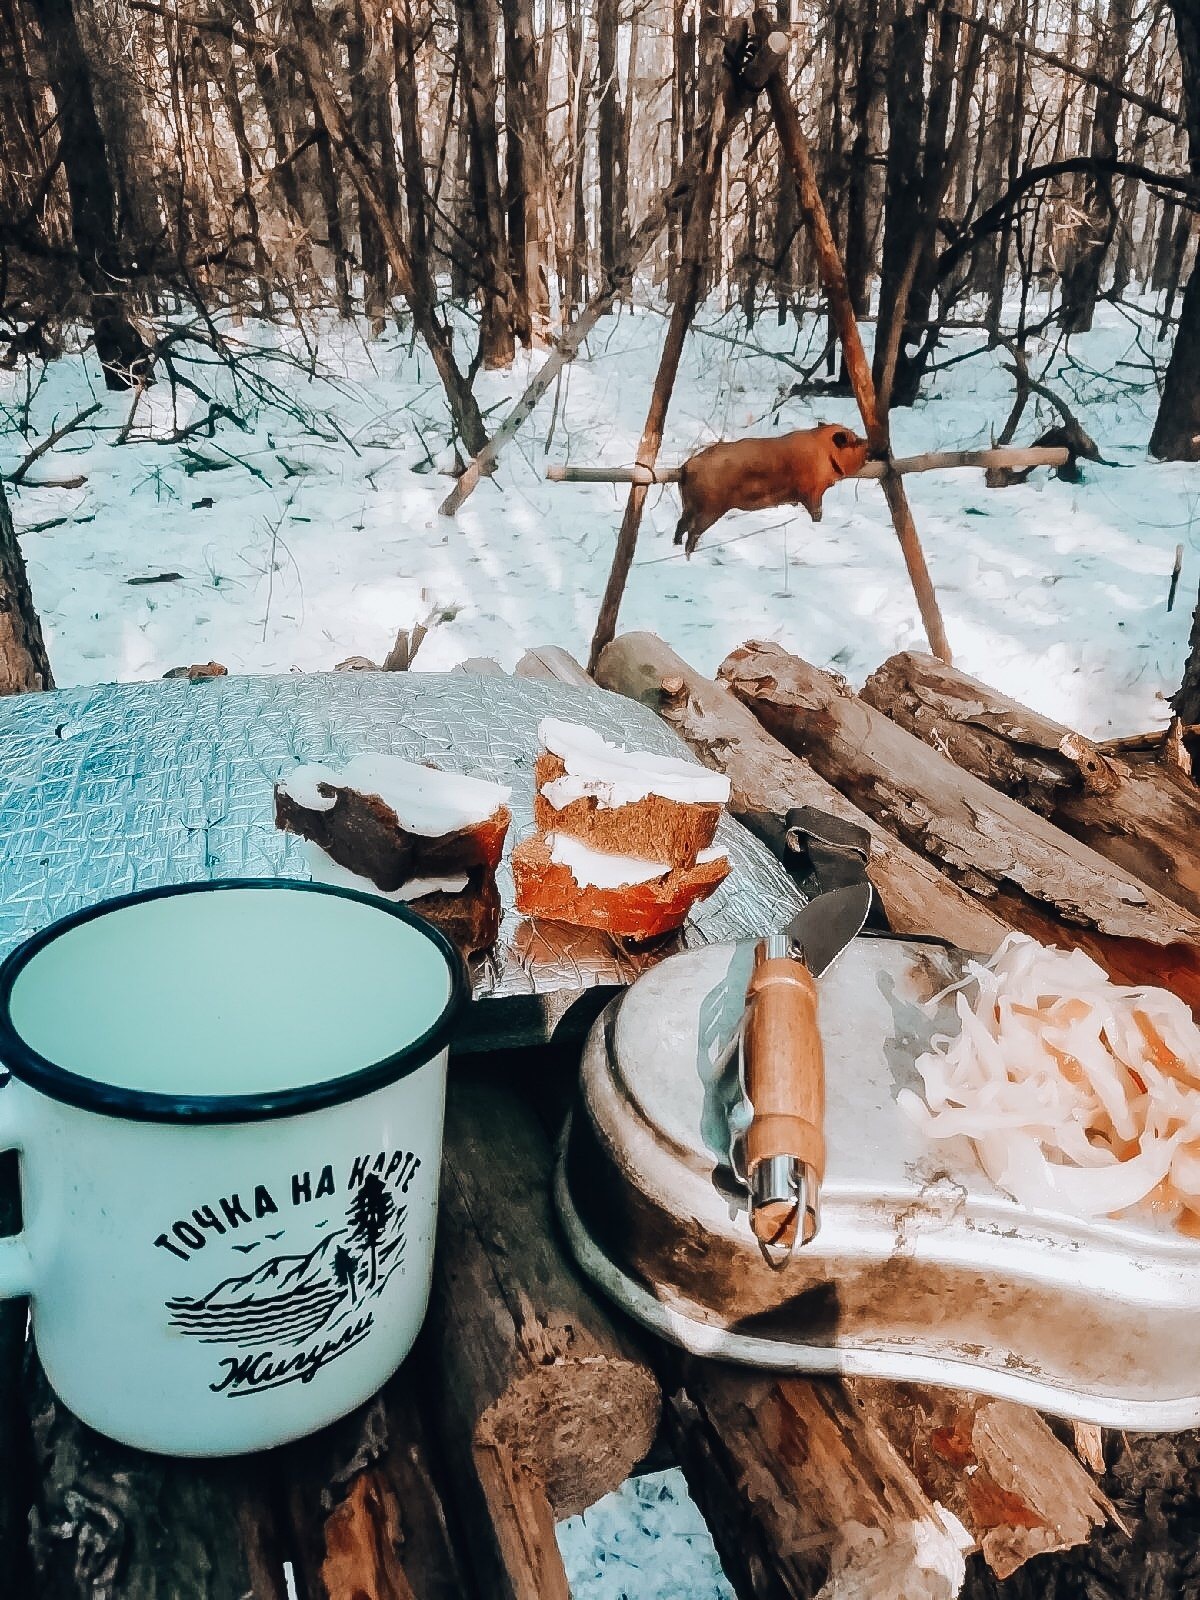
[736,882,873,1260]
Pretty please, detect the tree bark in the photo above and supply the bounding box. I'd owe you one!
[594,631,1010,953]
[1151,1,1200,459]
[392,0,429,269]
[596,0,620,283]
[758,7,952,664]
[457,0,516,367]
[24,1355,288,1600]
[0,477,53,693]
[719,640,1200,1004]
[27,0,151,389]
[862,651,1200,919]
[501,0,549,344]
[843,0,882,319]
[1175,582,1200,725]
[426,1074,659,1600]
[670,1368,1109,1599]
[1059,0,1136,335]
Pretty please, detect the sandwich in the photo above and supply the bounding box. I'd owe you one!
[513,718,731,940]
[275,754,511,955]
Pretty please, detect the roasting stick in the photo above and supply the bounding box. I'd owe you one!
[546,444,1071,485]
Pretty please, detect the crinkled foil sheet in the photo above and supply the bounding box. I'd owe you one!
[0,672,805,1046]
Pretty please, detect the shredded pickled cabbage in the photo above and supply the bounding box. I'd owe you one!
[899,934,1200,1226]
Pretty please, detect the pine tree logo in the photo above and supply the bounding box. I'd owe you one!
[347,1173,396,1291]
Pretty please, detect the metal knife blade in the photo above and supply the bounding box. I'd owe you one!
[783,881,874,977]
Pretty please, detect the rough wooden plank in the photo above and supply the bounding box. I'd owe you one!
[862,651,1200,918]
[594,631,1010,952]
[424,1072,660,1599]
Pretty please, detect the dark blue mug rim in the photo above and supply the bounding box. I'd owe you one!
[0,879,468,1124]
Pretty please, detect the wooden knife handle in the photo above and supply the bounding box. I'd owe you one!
[742,952,825,1184]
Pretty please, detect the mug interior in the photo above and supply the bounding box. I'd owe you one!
[1,884,456,1103]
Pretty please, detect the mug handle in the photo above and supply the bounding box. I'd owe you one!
[0,1086,34,1299]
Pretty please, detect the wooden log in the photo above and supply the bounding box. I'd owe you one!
[668,1369,1109,1598]
[862,651,1200,918]
[512,645,592,687]
[844,1382,1111,1582]
[753,6,951,665]
[546,445,1070,485]
[277,1368,477,1600]
[23,1354,290,1600]
[425,1073,660,1600]
[667,1369,971,1600]
[594,631,1010,952]
[718,641,1200,1002]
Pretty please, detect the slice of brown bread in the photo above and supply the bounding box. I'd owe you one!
[407,867,501,958]
[532,750,720,869]
[276,782,510,895]
[511,832,729,943]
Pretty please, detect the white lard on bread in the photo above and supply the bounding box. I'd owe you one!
[537,717,731,809]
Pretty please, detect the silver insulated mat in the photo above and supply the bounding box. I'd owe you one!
[0,671,805,1047]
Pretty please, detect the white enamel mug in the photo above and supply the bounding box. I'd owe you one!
[0,880,465,1456]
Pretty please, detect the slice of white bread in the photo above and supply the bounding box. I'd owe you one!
[275,755,511,954]
[512,830,729,942]
[533,717,730,869]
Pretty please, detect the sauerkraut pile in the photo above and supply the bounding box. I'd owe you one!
[899,934,1200,1226]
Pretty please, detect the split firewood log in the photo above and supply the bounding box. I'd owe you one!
[862,652,1200,919]
[277,1364,477,1600]
[594,631,1010,953]
[668,1367,1110,1599]
[719,641,1200,1005]
[424,1073,660,1600]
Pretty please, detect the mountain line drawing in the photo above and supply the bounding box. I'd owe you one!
[167,1174,407,1349]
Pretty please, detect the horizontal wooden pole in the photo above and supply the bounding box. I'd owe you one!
[546,445,1071,486]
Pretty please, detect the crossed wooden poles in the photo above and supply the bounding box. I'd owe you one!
[442,8,956,670]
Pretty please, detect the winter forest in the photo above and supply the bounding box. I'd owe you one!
[1,0,1199,739]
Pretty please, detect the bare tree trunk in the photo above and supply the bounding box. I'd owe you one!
[872,0,928,399]
[596,0,621,283]
[1059,0,1136,334]
[28,0,151,389]
[457,0,516,366]
[1152,2,1200,459]
[1175,584,1200,725]
[315,125,353,316]
[347,0,387,331]
[502,0,549,344]
[393,0,429,269]
[843,0,882,319]
[0,478,53,693]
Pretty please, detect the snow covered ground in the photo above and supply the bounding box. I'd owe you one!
[3,296,1196,738]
